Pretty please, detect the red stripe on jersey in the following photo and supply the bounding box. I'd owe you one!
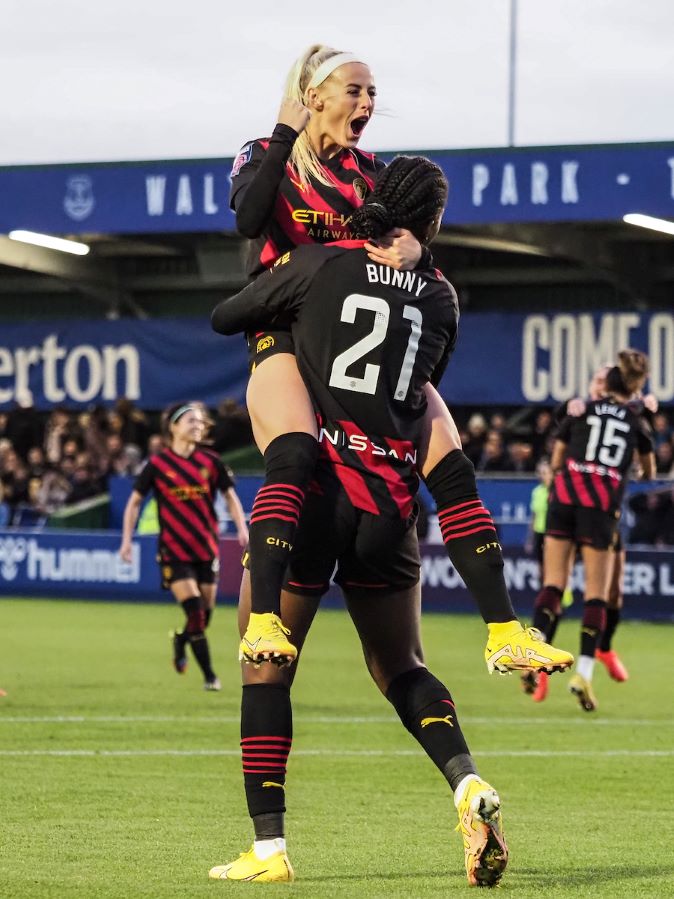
[568,466,594,508]
[260,235,281,270]
[589,470,611,511]
[320,438,380,515]
[340,421,414,519]
[553,472,572,505]
[340,151,377,191]
[160,504,213,559]
[154,479,218,556]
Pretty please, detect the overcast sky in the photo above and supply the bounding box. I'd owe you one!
[3,0,674,165]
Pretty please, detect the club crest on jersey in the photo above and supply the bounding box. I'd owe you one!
[230,144,252,179]
[353,177,368,201]
[200,467,210,480]
[257,335,275,353]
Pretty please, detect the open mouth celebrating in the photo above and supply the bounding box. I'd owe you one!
[349,116,369,139]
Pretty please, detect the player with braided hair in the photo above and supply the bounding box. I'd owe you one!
[231,49,571,675]
[208,154,571,885]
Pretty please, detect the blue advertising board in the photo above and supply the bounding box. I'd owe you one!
[1,142,674,234]
[1,311,672,410]
[1,530,672,621]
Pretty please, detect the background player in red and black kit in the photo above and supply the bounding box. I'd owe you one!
[228,45,571,673]
[120,403,248,690]
[208,156,572,886]
[531,356,654,711]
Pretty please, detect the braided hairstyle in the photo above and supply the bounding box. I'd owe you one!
[349,155,448,244]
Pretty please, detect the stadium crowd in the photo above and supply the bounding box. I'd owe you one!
[1,396,672,541]
[0,396,253,527]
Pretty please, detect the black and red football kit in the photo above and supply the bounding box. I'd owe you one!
[547,398,653,549]
[230,124,384,277]
[134,447,234,584]
[212,242,458,593]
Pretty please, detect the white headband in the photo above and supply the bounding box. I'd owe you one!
[306,53,364,90]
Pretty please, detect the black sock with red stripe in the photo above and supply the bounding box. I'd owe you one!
[581,598,607,657]
[241,683,292,838]
[248,433,318,615]
[386,667,476,790]
[599,607,620,652]
[532,586,563,641]
[182,596,216,682]
[424,450,516,624]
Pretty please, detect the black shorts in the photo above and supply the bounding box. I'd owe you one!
[545,502,618,551]
[532,531,545,566]
[160,557,219,590]
[282,479,420,598]
[246,329,295,374]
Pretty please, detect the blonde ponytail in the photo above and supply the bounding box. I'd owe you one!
[283,44,344,188]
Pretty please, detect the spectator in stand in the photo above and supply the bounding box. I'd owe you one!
[0,413,10,443]
[145,434,164,459]
[655,441,674,476]
[489,412,507,435]
[36,467,72,515]
[68,465,102,505]
[115,397,150,448]
[476,431,510,473]
[211,398,254,454]
[0,481,10,526]
[1,449,27,513]
[651,412,672,449]
[463,413,488,466]
[530,409,554,463]
[6,400,43,460]
[27,446,47,479]
[506,441,535,473]
[44,409,80,465]
[104,434,125,474]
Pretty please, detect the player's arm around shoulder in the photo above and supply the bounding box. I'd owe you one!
[211,245,334,336]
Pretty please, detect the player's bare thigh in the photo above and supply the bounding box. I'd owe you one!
[199,582,217,610]
[419,383,462,478]
[543,536,576,590]
[343,583,425,694]
[580,545,611,600]
[171,578,200,602]
[246,354,317,454]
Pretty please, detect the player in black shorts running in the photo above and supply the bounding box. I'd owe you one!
[119,403,248,690]
[531,353,654,711]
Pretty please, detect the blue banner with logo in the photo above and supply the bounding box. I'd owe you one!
[2,142,674,234]
[1,311,672,410]
[0,318,247,410]
[1,530,672,620]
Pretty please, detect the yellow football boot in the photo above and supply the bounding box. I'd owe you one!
[485,621,574,675]
[209,845,294,882]
[455,777,508,887]
[568,673,598,712]
[239,612,297,667]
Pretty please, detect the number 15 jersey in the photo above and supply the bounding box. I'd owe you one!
[211,241,459,519]
[551,399,653,513]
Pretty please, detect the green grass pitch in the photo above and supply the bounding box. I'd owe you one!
[1,598,673,898]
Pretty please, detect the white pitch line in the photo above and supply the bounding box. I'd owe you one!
[0,715,671,727]
[0,748,673,758]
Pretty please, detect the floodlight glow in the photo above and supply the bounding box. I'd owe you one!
[8,230,90,255]
[623,214,674,237]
